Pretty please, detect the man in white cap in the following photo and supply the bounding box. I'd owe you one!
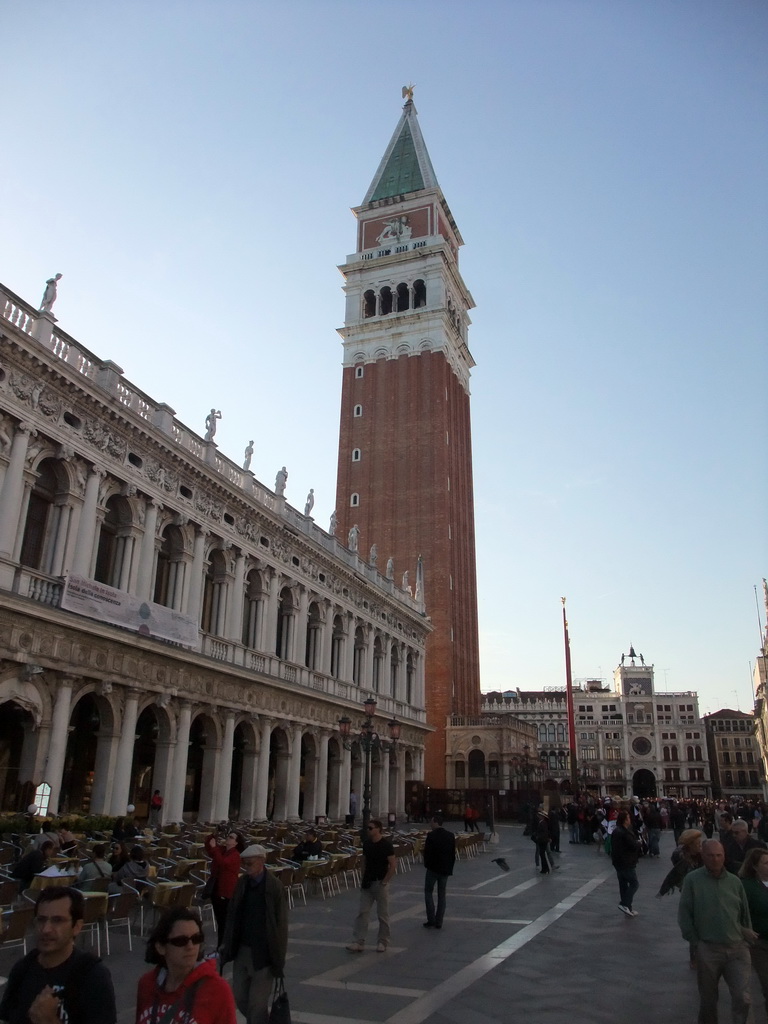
[220,844,288,1024]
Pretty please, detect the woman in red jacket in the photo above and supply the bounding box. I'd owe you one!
[136,907,236,1024]
[204,830,244,937]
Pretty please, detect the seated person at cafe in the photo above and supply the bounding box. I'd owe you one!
[110,845,149,893]
[11,840,55,890]
[111,816,138,842]
[109,841,130,873]
[77,844,113,891]
[292,829,323,861]
[57,828,79,857]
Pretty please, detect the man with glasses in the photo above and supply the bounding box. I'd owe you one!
[0,886,116,1024]
[347,819,396,953]
[220,844,288,1024]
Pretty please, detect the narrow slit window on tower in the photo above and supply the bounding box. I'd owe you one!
[352,448,361,462]
[380,286,393,315]
[350,493,360,507]
[355,365,364,378]
[354,404,362,417]
[414,279,426,308]
[396,282,409,312]
[363,290,376,318]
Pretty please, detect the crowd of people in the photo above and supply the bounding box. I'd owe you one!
[0,812,464,1024]
[8,795,768,1023]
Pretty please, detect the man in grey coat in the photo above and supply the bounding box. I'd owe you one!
[220,844,288,1024]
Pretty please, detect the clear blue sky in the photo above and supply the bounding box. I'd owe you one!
[3,1,766,716]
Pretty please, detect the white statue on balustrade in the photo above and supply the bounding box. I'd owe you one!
[39,273,62,313]
[204,409,221,442]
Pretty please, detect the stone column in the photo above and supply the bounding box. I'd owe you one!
[392,643,404,701]
[364,627,376,692]
[292,588,310,665]
[184,528,207,623]
[238,738,258,820]
[117,534,136,591]
[198,738,220,822]
[214,712,236,820]
[89,715,119,815]
[339,745,352,820]
[318,603,332,676]
[343,615,355,683]
[226,552,246,641]
[254,718,273,819]
[285,724,303,820]
[0,423,34,559]
[416,652,426,708]
[382,637,393,697]
[71,466,105,577]
[167,701,193,822]
[49,503,73,578]
[263,571,281,654]
[151,740,176,825]
[45,677,74,816]
[391,747,405,815]
[374,755,388,817]
[109,689,140,815]
[315,732,330,820]
[136,499,160,601]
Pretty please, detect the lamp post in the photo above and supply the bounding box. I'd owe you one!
[509,744,543,819]
[339,696,400,834]
[578,763,593,796]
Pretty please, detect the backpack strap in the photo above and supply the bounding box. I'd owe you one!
[151,977,206,1024]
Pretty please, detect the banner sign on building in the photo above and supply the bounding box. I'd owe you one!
[61,574,200,649]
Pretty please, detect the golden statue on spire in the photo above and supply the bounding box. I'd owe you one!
[402,83,415,102]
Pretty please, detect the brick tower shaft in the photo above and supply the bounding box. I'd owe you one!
[334,95,481,786]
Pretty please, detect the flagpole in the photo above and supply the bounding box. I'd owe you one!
[562,598,578,794]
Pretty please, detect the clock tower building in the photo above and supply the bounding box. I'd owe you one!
[334,94,481,786]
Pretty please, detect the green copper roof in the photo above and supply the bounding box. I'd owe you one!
[369,122,425,201]
[363,100,439,205]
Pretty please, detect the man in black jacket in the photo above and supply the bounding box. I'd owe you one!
[0,886,116,1024]
[422,815,456,929]
[611,809,641,917]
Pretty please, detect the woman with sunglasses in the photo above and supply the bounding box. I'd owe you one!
[136,907,236,1024]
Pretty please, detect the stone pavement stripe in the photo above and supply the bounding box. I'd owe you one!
[291,939,367,948]
[383,873,610,1024]
[301,949,424,997]
[293,1015,379,1024]
[311,979,426,997]
[496,876,540,899]
[467,875,504,890]
[450,917,532,924]
[389,904,425,923]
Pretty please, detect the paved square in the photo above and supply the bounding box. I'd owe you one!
[3,826,767,1024]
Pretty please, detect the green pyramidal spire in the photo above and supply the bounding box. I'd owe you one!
[363,96,440,204]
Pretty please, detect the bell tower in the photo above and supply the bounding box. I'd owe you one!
[334,91,481,785]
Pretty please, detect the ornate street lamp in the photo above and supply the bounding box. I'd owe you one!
[339,697,400,834]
